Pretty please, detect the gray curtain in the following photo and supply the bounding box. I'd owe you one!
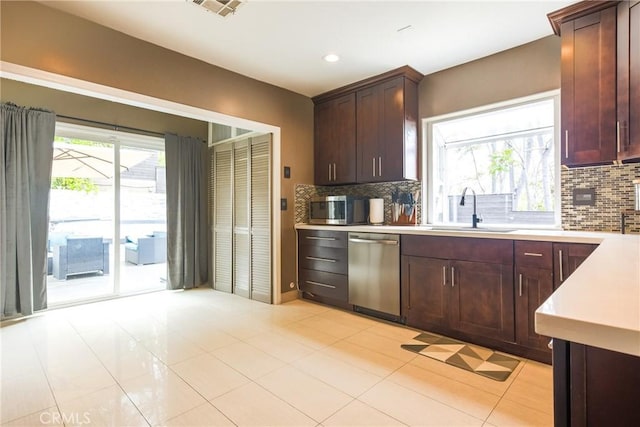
[165,133,208,289]
[1,103,56,317]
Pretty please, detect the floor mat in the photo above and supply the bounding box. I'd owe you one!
[401,332,521,381]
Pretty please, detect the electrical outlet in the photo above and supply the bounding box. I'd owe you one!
[284,166,291,179]
[281,198,287,211]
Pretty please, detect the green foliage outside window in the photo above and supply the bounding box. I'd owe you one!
[51,177,98,194]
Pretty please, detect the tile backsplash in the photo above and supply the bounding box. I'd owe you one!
[561,163,640,233]
[296,163,640,233]
[295,181,422,225]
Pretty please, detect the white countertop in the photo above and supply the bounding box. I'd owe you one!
[295,223,611,243]
[296,223,640,357]
[536,235,640,357]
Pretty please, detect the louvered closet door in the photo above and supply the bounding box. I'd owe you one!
[250,135,272,303]
[233,142,250,298]
[213,144,233,293]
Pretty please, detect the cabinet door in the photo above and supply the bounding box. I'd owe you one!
[333,93,357,183]
[313,94,356,185]
[618,1,640,161]
[402,255,449,331]
[553,243,597,289]
[314,100,334,185]
[378,76,405,182]
[450,260,515,342]
[515,266,554,352]
[561,6,617,166]
[356,76,418,183]
[356,85,380,183]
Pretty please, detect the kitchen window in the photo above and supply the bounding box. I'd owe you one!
[424,92,560,228]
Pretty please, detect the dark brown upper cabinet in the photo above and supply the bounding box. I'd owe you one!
[550,2,618,167]
[312,66,422,185]
[617,1,640,162]
[356,76,419,183]
[549,1,640,166]
[313,93,356,185]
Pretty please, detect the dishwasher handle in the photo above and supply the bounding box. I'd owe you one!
[348,237,398,245]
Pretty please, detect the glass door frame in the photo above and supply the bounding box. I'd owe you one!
[50,122,165,307]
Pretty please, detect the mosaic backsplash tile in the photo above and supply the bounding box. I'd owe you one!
[295,181,422,225]
[296,163,640,233]
[561,163,640,233]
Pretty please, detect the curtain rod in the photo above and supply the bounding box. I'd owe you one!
[56,114,165,138]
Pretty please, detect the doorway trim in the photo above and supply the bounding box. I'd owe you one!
[1,61,282,304]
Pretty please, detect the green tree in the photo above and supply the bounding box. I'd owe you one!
[51,177,98,194]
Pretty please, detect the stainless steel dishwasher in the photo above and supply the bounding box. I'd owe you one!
[348,232,400,319]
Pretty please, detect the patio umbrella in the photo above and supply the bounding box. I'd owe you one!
[51,142,152,178]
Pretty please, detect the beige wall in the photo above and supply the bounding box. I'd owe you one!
[0,0,315,295]
[419,35,561,119]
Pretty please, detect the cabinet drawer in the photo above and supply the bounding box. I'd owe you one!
[401,235,513,264]
[298,229,348,248]
[515,241,552,269]
[298,245,347,275]
[298,269,348,301]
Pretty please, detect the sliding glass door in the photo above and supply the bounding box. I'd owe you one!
[48,138,116,304]
[119,143,167,294]
[47,123,166,305]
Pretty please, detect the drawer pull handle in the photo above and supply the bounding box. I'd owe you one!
[523,252,543,257]
[306,256,336,263]
[305,280,336,289]
[349,238,398,245]
[305,236,336,241]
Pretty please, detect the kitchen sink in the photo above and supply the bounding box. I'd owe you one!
[427,226,518,233]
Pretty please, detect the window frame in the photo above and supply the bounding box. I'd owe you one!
[422,90,561,229]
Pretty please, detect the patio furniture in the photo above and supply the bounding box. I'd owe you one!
[125,231,167,265]
[47,232,70,276]
[52,236,110,280]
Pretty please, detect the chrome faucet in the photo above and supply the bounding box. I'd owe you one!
[460,187,482,228]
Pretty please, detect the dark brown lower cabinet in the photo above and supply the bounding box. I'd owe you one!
[298,229,350,309]
[449,260,514,342]
[401,235,514,345]
[553,339,640,426]
[402,256,448,330]
[515,266,553,362]
[514,241,554,362]
[553,243,597,289]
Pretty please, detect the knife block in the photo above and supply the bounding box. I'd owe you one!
[391,206,417,226]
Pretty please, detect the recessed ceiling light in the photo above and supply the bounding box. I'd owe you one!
[323,53,340,63]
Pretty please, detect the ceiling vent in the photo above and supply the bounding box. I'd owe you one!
[189,0,244,17]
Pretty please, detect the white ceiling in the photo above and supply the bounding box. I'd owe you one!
[40,0,576,98]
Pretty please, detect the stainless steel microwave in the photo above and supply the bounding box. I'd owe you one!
[309,196,368,225]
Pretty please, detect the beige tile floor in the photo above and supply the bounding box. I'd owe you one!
[0,289,553,426]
